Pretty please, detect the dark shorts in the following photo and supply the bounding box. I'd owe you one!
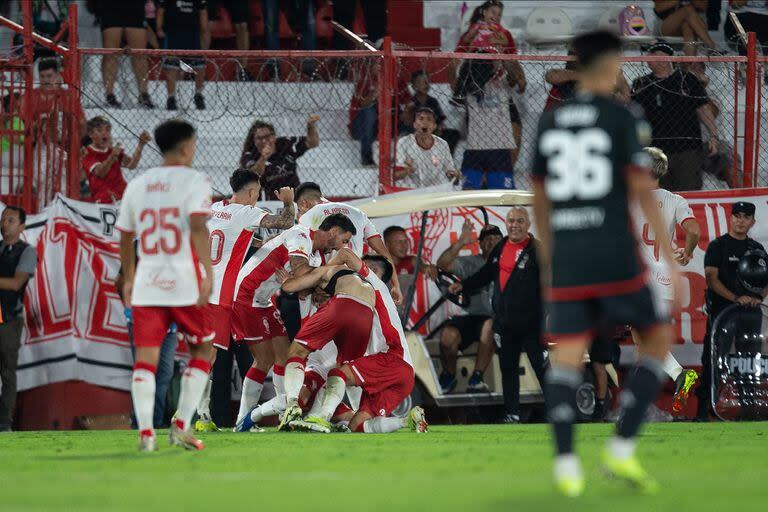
[209,0,250,24]
[101,3,145,29]
[162,31,205,69]
[547,286,665,341]
[589,334,618,365]
[444,314,491,351]
[461,149,515,189]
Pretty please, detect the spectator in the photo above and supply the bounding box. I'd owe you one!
[94,0,154,108]
[460,70,521,190]
[82,116,151,204]
[545,55,630,110]
[452,1,524,105]
[631,42,719,191]
[449,207,546,423]
[157,0,209,111]
[435,221,503,393]
[239,116,320,200]
[0,206,38,432]
[725,1,768,80]
[332,0,386,49]
[209,0,252,80]
[401,71,460,154]
[262,1,317,79]
[653,0,717,55]
[395,107,458,188]
[145,0,161,50]
[698,201,766,420]
[383,225,438,279]
[349,58,380,167]
[1,93,23,166]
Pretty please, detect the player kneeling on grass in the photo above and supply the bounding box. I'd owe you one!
[116,119,214,452]
[276,250,427,434]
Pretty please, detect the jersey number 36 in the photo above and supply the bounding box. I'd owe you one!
[540,128,612,201]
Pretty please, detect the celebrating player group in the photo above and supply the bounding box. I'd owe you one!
[117,28,700,498]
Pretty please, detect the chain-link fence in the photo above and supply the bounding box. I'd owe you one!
[390,52,745,192]
[757,56,768,187]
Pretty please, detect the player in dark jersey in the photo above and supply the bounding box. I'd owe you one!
[531,31,680,497]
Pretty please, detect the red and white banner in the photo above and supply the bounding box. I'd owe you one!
[6,187,768,392]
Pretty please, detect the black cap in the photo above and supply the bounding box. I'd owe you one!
[732,201,756,216]
[646,41,674,56]
[478,225,503,241]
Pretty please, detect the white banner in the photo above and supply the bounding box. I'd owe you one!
[6,187,768,392]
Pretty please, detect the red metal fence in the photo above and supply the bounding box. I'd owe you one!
[0,4,765,211]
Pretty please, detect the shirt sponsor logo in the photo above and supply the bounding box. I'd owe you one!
[147,273,176,291]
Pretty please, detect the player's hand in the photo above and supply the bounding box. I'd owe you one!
[274,187,294,204]
[122,280,133,307]
[459,219,474,246]
[261,141,276,160]
[197,274,212,307]
[708,137,719,156]
[307,114,321,124]
[390,284,403,306]
[448,282,463,295]
[138,131,152,145]
[275,267,291,285]
[673,248,692,266]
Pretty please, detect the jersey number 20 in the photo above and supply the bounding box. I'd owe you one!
[540,128,612,201]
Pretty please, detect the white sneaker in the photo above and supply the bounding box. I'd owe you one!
[168,424,205,451]
[138,434,157,452]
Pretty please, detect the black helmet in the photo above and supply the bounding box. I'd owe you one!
[737,249,768,295]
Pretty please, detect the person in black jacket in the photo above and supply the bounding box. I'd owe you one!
[449,206,546,423]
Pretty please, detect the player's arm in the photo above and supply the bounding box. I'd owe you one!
[119,231,136,306]
[679,218,700,265]
[367,235,404,305]
[190,214,213,306]
[279,265,340,293]
[260,187,296,229]
[123,131,151,170]
[289,255,312,278]
[327,247,362,272]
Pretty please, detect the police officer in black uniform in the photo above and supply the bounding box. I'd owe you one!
[698,201,766,420]
[0,206,37,431]
[531,30,679,495]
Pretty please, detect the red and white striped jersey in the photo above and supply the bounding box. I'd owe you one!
[115,166,212,306]
[299,201,380,257]
[234,224,323,308]
[360,265,413,367]
[208,200,268,306]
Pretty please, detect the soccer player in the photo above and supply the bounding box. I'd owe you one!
[277,251,426,434]
[231,214,357,427]
[194,169,296,432]
[116,119,214,452]
[531,31,680,495]
[633,147,701,413]
[295,181,403,304]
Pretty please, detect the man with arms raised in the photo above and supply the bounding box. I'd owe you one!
[116,119,214,452]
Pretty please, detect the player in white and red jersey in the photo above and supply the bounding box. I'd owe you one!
[295,182,403,305]
[116,119,214,452]
[194,169,296,432]
[275,250,426,434]
[632,147,701,412]
[230,213,357,427]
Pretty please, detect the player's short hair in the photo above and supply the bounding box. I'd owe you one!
[643,147,668,180]
[154,119,196,154]
[415,106,436,121]
[572,30,622,70]
[295,182,323,202]
[383,225,406,240]
[86,115,111,132]
[362,255,394,284]
[38,57,61,73]
[230,169,261,193]
[3,205,26,224]
[319,213,356,235]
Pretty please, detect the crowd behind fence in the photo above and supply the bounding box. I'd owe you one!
[1,42,767,212]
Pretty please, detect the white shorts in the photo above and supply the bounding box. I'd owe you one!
[647,278,673,321]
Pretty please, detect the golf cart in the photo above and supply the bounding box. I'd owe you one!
[356,190,619,420]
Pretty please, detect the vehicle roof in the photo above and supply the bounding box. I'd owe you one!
[355,190,533,218]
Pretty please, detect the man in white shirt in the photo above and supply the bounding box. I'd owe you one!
[395,107,457,188]
[116,119,213,452]
[632,146,701,413]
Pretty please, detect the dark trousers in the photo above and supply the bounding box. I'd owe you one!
[332,0,386,48]
[0,316,24,427]
[210,343,253,427]
[496,329,547,417]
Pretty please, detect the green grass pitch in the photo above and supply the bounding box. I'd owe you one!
[1,423,766,511]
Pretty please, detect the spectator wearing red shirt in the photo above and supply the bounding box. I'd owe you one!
[451,1,526,105]
[450,207,545,423]
[82,116,151,204]
[383,225,437,279]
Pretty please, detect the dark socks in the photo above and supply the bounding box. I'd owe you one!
[617,357,666,439]
[546,365,582,455]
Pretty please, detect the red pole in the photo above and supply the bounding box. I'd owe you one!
[21,0,34,212]
[67,3,81,200]
[378,37,393,189]
[732,62,740,187]
[743,32,757,188]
